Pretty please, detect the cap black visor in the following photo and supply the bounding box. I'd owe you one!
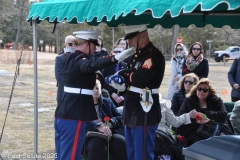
[88,39,100,46]
[124,31,139,40]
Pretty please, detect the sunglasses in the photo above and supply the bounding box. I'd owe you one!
[192,48,201,51]
[197,87,209,93]
[184,80,194,85]
[114,50,122,53]
[68,43,73,46]
[176,48,183,51]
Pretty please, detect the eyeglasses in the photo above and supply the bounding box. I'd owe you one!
[184,80,194,85]
[192,48,201,51]
[68,43,73,46]
[176,48,183,51]
[197,87,209,93]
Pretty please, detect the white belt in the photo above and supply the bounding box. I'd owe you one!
[128,86,158,94]
[64,86,93,95]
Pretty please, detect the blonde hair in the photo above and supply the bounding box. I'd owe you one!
[179,73,199,89]
[187,78,215,97]
[72,38,86,46]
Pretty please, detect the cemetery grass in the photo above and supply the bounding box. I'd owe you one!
[0,49,232,159]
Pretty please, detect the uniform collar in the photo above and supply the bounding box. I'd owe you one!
[137,42,153,55]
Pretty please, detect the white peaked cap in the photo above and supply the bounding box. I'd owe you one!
[73,30,100,40]
[122,24,148,34]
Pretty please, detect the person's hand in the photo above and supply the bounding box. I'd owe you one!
[114,47,135,61]
[173,75,179,82]
[110,80,126,91]
[196,118,210,124]
[97,124,112,136]
[111,93,118,101]
[189,109,197,119]
[233,83,239,90]
[116,96,124,104]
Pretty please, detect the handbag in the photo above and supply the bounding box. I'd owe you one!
[196,121,221,138]
[86,131,111,141]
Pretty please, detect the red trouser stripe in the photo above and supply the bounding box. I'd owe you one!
[70,121,82,160]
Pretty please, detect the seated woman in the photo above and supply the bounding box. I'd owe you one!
[171,73,199,116]
[177,78,227,146]
[84,80,127,160]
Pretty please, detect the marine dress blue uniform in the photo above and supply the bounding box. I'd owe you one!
[120,42,165,160]
[54,50,115,160]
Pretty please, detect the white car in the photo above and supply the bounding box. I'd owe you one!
[213,46,240,62]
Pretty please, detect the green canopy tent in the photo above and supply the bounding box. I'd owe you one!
[28,0,240,28]
[27,0,240,158]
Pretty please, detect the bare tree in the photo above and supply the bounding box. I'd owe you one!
[14,0,26,50]
[170,25,180,55]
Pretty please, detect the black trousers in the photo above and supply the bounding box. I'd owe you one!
[85,133,127,160]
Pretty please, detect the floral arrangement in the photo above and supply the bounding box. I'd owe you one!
[166,129,184,142]
[104,116,111,160]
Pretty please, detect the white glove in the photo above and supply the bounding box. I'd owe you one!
[140,89,153,112]
[114,47,136,61]
[110,80,126,92]
[111,93,119,101]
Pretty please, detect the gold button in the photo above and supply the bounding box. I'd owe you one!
[135,55,138,57]
[139,50,141,53]
[127,73,129,76]
[130,64,132,67]
[133,60,135,62]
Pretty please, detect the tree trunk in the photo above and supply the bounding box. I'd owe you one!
[170,25,180,56]
[14,0,25,50]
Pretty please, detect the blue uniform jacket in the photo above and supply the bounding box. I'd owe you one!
[55,50,115,121]
[120,42,165,128]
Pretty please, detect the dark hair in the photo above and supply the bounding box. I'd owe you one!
[188,42,204,55]
[188,78,216,97]
[114,38,128,49]
[101,89,110,98]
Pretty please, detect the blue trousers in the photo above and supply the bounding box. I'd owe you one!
[54,119,87,160]
[124,125,158,160]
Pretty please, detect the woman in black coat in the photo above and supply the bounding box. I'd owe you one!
[182,42,209,79]
[171,73,199,116]
[177,78,227,146]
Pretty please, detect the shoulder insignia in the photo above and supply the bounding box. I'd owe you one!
[142,58,152,69]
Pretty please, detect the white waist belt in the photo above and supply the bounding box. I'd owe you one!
[64,86,93,95]
[128,86,158,94]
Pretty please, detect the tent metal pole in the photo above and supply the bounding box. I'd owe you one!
[112,27,114,47]
[32,20,38,160]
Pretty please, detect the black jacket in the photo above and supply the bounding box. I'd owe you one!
[177,94,227,138]
[171,89,186,116]
[182,58,209,79]
[86,96,124,135]
[55,50,115,121]
[228,58,240,98]
[120,42,165,128]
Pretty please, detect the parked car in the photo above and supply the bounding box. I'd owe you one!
[213,46,240,62]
